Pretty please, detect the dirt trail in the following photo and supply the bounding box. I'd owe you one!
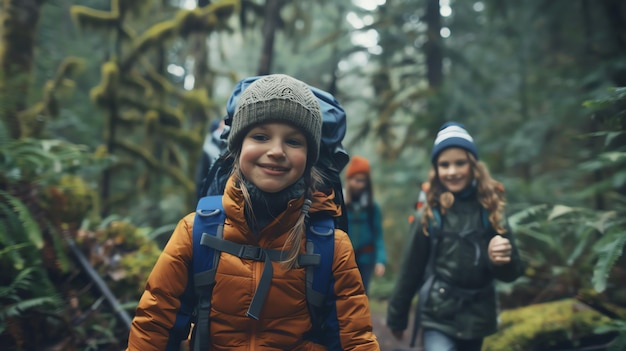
[370,301,423,351]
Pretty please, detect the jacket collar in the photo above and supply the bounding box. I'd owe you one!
[222,176,341,246]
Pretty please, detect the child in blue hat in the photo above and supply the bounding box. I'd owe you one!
[387,122,525,351]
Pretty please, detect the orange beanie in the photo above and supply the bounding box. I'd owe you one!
[346,155,371,178]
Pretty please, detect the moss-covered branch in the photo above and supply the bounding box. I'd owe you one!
[114,140,195,194]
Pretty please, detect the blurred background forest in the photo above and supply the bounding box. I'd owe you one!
[0,0,625,350]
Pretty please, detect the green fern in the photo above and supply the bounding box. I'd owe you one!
[0,190,43,249]
[592,226,626,293]
[507,204,549,230]
[0,267,60,334]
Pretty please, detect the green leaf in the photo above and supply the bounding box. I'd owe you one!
[0,296,60,318]
[508,204,549,229]
[566,225,595,266]
[0,190,43,249]
[588,211,617,234]
[547,205,579,221]
[601,151,626,164]
[592,229,626,292]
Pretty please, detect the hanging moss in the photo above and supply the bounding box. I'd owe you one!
[122,20,177,69]
[121,71,154,99]
[483,298,624,351]
[114,139,195,194]
[116,0,155,19]
[177,88,214,113]
[175,8,217,38]
[157,126,203,151]
[70,6,120,33]
[176,0,240,38]
[121,0,238,70]
[52,57,85,87]
[116,95,183,127]
[143,64,178,94]
[90,61,120,108]
[117,110,145,127]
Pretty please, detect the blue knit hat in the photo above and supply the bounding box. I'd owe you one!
[430,122,478,164]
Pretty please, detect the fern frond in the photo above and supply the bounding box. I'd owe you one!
[508,204,549,229]
[566,225,596,266]
[0,296,60,319]
[592,228,626,292]
[0,268,36,299]
[0,190,43,249]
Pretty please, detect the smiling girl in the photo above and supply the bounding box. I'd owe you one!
[387,122,524,351]
[127,74,379,351]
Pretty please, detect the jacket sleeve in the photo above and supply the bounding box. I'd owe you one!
[386,211,430,331]
[373,203,387,265]
[127,214,195,351]
[328,230,380,351]
[490,222,525,282]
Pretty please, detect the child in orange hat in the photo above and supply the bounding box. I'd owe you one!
[344,155,387,292]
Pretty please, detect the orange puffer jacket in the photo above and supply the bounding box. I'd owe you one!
[127,177,379,351]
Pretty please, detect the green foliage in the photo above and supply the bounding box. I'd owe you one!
[595,319,626,351]
[72,0,238,223]
[0,190,43,254]
[0,268,61,335]
[483,299,623,351]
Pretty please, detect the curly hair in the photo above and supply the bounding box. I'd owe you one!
[421,152,507,236]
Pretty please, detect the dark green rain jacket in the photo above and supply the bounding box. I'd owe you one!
[387,192,524,340]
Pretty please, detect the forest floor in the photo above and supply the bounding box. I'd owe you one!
[370,300,423,351]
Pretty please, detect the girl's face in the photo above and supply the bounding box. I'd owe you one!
[436,147,472,193]
[347,173,368,196]
[239,122,308,193]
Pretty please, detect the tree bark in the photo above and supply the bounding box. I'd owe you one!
[257,0,283,76]
[424,0,442,88]
[0,0,45,139]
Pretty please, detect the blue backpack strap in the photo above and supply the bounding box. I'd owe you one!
[480,206,492,232]
[190,196,226,351]
[304,214,340,349]
[429,207,442,235]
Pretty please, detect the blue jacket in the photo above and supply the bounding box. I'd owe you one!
[347,202,386,266]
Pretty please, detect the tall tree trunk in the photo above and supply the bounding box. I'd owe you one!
[101,21,124,217]
[194,0,211,95]
[0,0,45,139]
[424,0,442,88]
[257,0,283,76]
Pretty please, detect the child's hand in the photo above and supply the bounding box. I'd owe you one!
[375,263,386,277]
[488,235,512,265]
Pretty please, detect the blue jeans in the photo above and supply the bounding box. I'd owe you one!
[423,329,483,351]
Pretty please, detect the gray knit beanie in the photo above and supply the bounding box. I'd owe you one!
[228,74,323,164]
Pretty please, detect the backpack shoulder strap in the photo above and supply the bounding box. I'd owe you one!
[191,195,226,351]
[428,206,443,236]
[480,206,491,232]
[304,214,335,341]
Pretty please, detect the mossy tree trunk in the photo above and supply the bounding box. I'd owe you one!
[0,0,46,139]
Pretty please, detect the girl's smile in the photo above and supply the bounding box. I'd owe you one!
[239,123,308,193]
